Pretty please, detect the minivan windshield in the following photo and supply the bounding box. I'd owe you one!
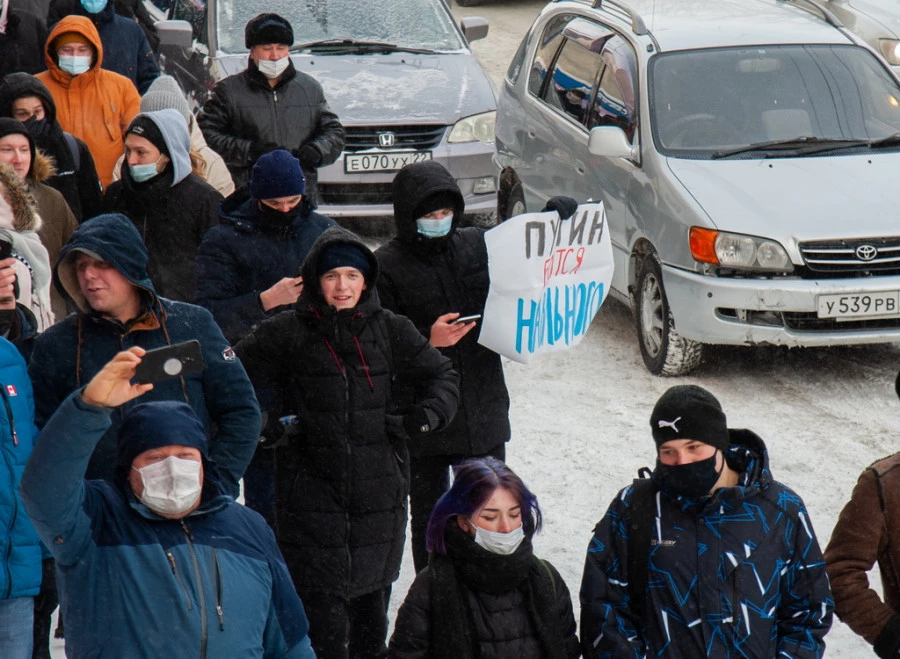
[649,45,900,157]
[215,0,465,54]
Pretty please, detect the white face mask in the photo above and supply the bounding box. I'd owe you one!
[133,456,202,516]
[473,524,525,555]
[58,54,91,76]
[257,56,290,80]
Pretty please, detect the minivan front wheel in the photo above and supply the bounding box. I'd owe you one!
[500,182,526,221]
[635,255,703,376]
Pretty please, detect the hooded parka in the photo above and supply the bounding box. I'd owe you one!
[195,184,335,343]
[580,430,834,659]
[235,227,460,598]
[104,108,223,302]
[375,161,510,458]
[197,59,344,201]
[27,213,260,497]
[0,71,104,222]
[20,395,314,659]
[36,15,141,189]
[47,0,159,93]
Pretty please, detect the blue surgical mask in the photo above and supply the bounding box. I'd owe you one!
[416,214,453,238]
[58,55,91,76]
[80,0,107,13]
[129,156,164,183]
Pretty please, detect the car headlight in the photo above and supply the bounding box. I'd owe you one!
[447,111,496,144]
[879,39,900,66]
[689,227,793,273]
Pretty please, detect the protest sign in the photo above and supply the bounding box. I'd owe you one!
[478,203,614,363]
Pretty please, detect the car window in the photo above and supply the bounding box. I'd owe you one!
[650,44,900,155]
[539,37,603,125]
[215,0,465,54]
[172,0,208,45]
[527,14,574,97]
[506,34,529,85]
[587,35,638,142]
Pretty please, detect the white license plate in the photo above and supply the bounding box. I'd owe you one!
[344,151,432,173]
[817,291,900,319]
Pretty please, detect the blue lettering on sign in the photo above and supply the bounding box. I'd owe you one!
[515,281,605,354]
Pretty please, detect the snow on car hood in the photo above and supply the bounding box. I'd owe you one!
[215,53,496,124]
[666,153,900,242]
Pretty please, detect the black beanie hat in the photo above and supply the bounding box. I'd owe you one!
[413,191,458,220]
[117,401,209,468]
[0,118,35,178]
[245,13,294,49]
[316,243,371,279]
[650,385,729,451]
[126,116,169,157]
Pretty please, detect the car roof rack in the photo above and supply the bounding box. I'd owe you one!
[555,0,649,36]
[781,0,844,28]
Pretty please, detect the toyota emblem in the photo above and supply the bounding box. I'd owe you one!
[855,244,878,261]
[378,132,396,148]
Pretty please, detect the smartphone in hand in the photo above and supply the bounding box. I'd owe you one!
[450,314,482,325]
[133,341,204,384]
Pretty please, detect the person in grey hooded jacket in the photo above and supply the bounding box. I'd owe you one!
[103,108,222,302]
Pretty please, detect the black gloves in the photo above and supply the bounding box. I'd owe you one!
[542,195,579,220]
[248,141,279,163]
[294,144,321,170]
[259,411,301,449]
[402,408,432,437]
[874,614,900,658]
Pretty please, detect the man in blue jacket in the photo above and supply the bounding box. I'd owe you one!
[0,333,40,658]
[20,347,314,658]
[580,385,833,659]
[28,213,259,497]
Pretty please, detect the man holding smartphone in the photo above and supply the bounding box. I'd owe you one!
[27,213,260,498]
[375,160,578,572]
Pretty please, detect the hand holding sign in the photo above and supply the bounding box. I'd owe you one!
[478,202,614,363]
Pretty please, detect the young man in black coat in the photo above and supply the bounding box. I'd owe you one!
[375,160,578,572]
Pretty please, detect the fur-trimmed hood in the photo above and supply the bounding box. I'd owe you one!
[30,150,56,185]
[0,164,40,233]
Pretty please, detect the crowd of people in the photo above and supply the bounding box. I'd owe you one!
[0,2,898,658]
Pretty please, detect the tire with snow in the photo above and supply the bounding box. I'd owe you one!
[500,182,526,221]
[635,255,703,376]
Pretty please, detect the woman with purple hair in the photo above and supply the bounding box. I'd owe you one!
[388,457,581,658]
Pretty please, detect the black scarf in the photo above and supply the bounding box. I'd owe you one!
[429,524,567,659]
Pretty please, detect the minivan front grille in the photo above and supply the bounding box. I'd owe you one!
[343,125,446,152]
[318,183,393,205]
[799,237,900,277]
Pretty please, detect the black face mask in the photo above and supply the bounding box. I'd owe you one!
[257,201,300,227]
[655,452,723,500]
[0,308,17,337]
[23,116,50,141]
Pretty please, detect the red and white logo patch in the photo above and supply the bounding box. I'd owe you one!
[6,385,17,397]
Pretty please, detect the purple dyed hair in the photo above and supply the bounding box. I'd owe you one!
[425,456,543,556]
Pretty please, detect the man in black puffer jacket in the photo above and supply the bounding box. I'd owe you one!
[376,160,578,573]
[197,13,344,204]
[236,226,459,658]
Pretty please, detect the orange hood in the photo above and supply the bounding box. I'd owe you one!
[44,16,104,83]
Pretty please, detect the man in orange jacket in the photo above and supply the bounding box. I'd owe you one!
[36,15,140,189]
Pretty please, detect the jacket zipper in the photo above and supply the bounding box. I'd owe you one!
[166,549,194,610]
[0,384,19,446]
[211,547,224,631]
[336,315,353,599]
[2,381,18,598]
[182,521,208,659]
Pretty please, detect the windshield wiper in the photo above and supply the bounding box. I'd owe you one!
[868,133,900,148]
[711,136,870,159]
[291,39,438,55]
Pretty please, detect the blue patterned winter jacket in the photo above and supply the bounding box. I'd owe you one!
[20,392,314,659]
[580,430,833,659]
[0,336,40,601]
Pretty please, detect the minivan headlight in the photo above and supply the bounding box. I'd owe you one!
[878,39,900,66]
[447,111,496,144]
[690,227,793,273]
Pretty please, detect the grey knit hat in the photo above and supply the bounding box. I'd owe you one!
[140,75,191,128]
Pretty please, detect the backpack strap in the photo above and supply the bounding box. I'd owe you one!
[627,471,657,620]
[63,132,80,171]
[539,558,557,598]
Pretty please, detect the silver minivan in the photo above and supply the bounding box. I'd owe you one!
[155,0,498,224]
[495,0,900,375]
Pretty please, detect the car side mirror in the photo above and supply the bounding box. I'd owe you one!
[156,19,193,50]
[588,126,638,161]
[460,17,489,43]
